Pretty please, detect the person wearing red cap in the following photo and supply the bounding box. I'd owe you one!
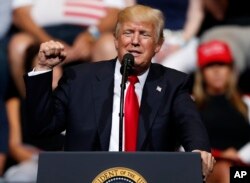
[193,40,250,183]
[197,40,233,69]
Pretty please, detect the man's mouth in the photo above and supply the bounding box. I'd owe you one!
[128,50,142,57]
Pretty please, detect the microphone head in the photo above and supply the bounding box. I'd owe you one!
[122,53,134,68]
[120,53,135,76]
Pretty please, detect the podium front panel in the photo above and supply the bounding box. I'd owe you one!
[37,152,203,183]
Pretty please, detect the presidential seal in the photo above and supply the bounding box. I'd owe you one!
[92,167,147,183]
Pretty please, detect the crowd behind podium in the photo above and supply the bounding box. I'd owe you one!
[0,0,250,183]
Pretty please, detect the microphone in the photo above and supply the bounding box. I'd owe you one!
[120,53,134,76]
[118,53,134,151]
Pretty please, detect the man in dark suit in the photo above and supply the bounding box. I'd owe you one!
[24,4,215,180]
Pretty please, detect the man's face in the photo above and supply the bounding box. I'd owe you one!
[114,21,162,75]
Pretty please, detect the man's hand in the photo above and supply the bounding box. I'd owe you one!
[192,150,216,181]
[36,40,66,71]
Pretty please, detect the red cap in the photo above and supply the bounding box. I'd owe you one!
[197,40,233,68]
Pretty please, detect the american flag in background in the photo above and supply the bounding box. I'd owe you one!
[63,0,107,26]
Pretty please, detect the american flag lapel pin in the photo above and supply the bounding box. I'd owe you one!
[156,86,162,92]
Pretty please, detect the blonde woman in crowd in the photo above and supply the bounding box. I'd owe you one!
[193,40,250,183]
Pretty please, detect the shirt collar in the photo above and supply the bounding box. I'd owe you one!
[115,59,149,87]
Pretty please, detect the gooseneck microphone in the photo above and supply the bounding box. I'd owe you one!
[119,53,135,151]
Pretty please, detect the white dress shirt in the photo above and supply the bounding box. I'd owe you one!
[109,60,149,151]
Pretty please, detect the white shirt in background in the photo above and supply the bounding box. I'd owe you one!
[12,0,129,27]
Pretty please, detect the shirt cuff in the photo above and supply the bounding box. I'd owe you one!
[28,68,52,76]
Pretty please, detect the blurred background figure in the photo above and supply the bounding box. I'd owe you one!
[3,45,63,182]
[200,0,250,35]
[200,0,250,80]
[193,40,250,183]
[201,27,250,75]
[0,0,12,178]
[138,0,204,73]
[8,0,130,98]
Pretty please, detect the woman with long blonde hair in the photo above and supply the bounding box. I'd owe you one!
[193,40,250,183]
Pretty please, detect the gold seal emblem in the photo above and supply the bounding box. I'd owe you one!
[92,167,147,183]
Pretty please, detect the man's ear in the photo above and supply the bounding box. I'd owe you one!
[114,41,118,50]
[155,40,163,53]
[114,39,118,51]
[113,32,118,50]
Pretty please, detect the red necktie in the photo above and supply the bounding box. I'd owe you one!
[125,76,139,151]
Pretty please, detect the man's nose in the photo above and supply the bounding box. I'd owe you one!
[131,33,139,46]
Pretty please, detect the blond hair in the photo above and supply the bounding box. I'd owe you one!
[114,4,165,43]
[193,67,248,119]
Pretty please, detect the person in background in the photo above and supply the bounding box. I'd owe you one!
[198,0,228,34]
[24,5,215,181]
[8,0,129,98]
[193,40,250,183]
[0,0,12,176]
[140,0,205,73]
[200,0,250,74]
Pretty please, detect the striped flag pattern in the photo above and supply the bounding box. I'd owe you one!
[63,0,107,26]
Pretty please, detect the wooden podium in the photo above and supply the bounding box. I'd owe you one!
[37,152,203,183]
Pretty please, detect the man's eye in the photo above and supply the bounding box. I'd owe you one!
[142,33,151,37]
[124,31,132,35]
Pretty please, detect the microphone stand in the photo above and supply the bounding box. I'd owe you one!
[119,64,128,152]
[118,53,134,152]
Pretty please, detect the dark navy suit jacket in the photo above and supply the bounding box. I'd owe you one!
[24,59,210,152]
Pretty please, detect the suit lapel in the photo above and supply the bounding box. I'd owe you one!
[92,60,116,150]
[137,64,167,150]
